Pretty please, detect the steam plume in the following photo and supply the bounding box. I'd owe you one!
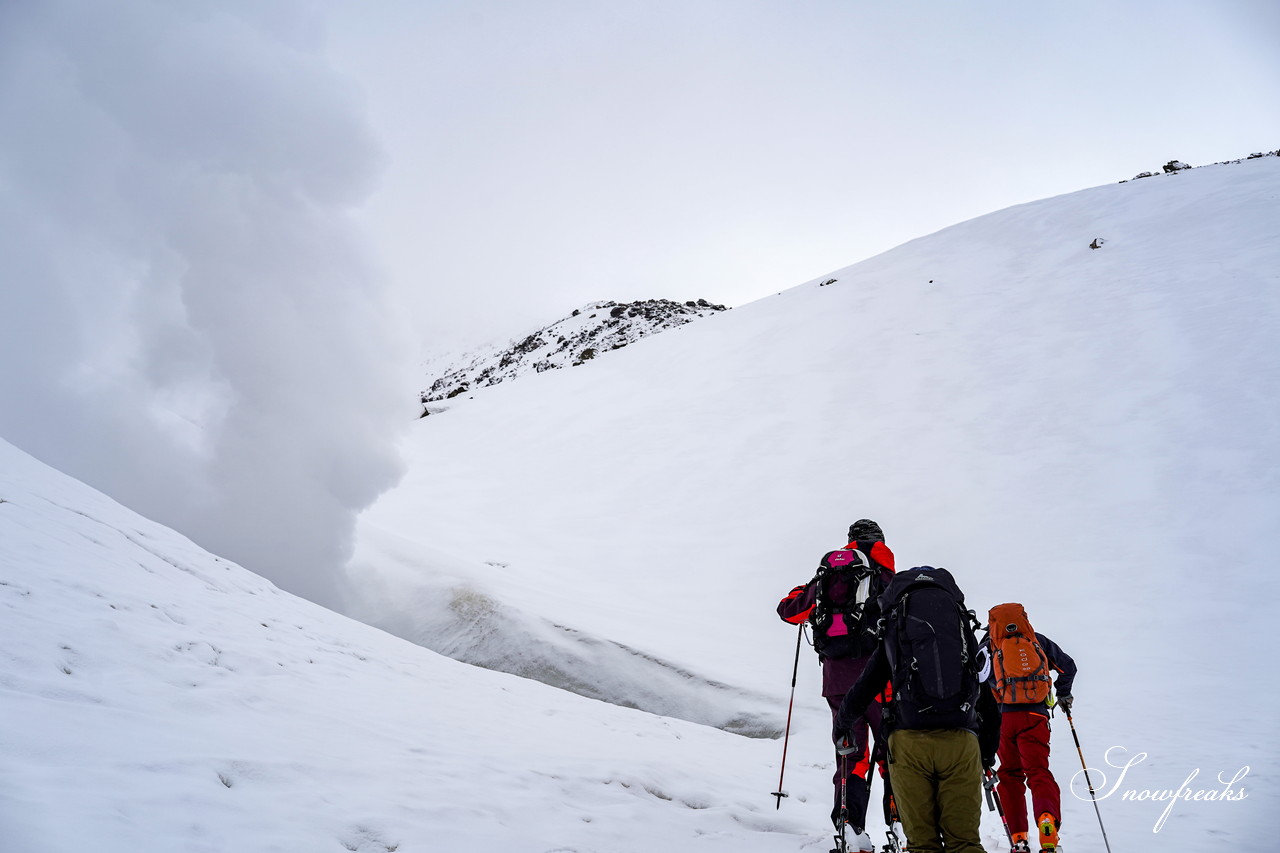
[0,0,409,606]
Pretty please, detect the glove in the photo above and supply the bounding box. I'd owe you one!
[834,731,857,756]
[982,755,996,772]
[1057,694,1073,715]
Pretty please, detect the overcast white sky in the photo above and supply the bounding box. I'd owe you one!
[321,0,1280,349]
[0,0,1276,605]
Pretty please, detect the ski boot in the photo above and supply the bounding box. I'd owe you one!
[1010,831,1031,853]
[881,822,905,853]
[1037,811,1059,851]
[829,820,847,853]
[829,825,873,853]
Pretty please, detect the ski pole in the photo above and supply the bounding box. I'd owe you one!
[836,750,849,853]
[983,767,1012,850]
[883,793,902,853]
[772,623,804,809]
[868,724,898,853]
[1066,709,1114,853]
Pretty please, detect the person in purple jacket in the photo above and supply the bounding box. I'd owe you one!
[777,519,896,851]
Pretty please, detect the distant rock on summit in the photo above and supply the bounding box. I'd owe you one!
[420,298,727,413]
[1123,149,1278,182]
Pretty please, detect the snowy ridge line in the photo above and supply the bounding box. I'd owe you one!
[1121,148,1279,181]
[419,297,727,412]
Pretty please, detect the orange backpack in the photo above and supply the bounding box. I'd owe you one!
[988,603,1052,705]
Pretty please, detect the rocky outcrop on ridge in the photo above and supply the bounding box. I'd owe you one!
[1123,150,1278,181]
[420,298,727,413]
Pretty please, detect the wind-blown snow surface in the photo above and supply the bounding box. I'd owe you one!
[0,437,813,852]
[351,158,1280,849]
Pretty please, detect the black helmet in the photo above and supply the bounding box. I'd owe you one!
[847,518,884,543]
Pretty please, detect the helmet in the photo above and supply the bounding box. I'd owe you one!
[846,518,884,543]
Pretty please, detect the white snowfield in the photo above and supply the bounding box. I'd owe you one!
[3,157,1276,851]
[0,438,803,852]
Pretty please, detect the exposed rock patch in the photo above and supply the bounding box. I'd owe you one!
[420,299,727,412]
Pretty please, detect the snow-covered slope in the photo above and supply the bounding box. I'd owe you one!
[352,156,1280,849]
[0,436,819,852]
[419,298,726,411]
[8,157,1273,852]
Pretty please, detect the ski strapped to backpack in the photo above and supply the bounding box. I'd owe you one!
[987,602,1053,705]
[879,567,982,731]
[810,547,880,659]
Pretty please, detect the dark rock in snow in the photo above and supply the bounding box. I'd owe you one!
[420,298,728,405]
[1120,150,1277,183]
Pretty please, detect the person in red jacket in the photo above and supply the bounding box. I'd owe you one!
[777,519,895,851]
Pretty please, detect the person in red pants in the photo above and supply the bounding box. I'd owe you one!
[980,603,1077,853]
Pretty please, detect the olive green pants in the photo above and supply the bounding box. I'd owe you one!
[887,728,985,853]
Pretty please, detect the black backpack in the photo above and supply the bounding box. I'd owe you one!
[809,547,884,659]
[879,566,981,730]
